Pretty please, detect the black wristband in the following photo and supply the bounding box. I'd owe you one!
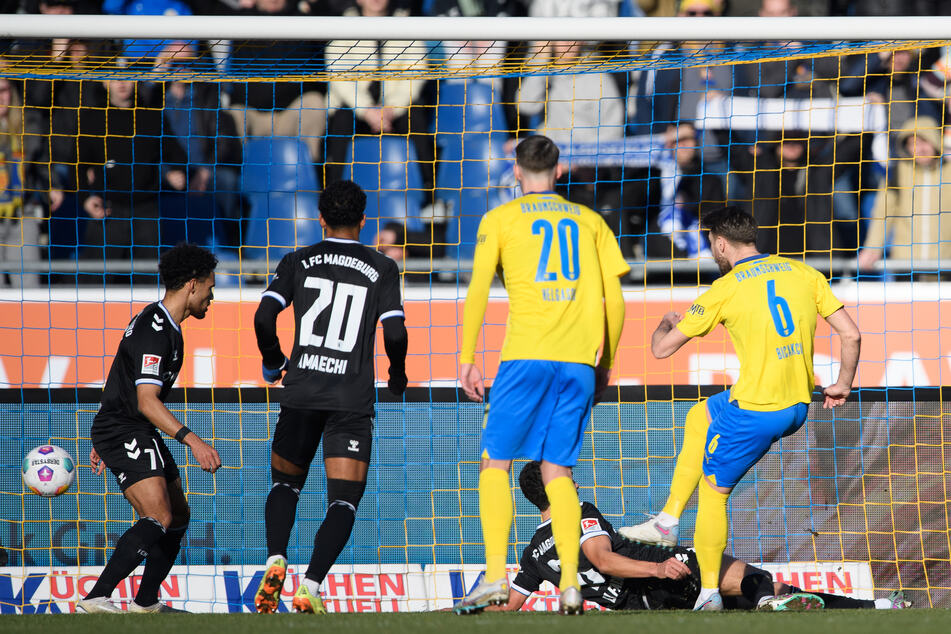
[174,426,192,443]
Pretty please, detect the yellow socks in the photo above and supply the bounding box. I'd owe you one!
[662,402,709,518]
[545,476,581,591]
[479,467,513,582]
[694,479,730,589]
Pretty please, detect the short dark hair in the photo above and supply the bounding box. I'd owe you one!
[701,205,758,245]
[159,243,217,291]
[515,135,559,173]
[518,461,549,512]
[319,180,366,229]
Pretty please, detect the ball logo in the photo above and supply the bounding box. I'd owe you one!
[37,466,54,482]
[37,446,55,455]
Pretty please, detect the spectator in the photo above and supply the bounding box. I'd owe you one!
[78,77,188,271]
[516,40,649,257]
[858,116,951,274]
[0,78,41,288]
[228,0,328,165]
[146,41,245,248]
[425,0,514,82]
[751,130,849,258]
[323,0,431,188]
[651,122,725,258]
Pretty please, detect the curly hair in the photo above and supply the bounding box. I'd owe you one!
[159,243,218,291]
[700,205,758,245]
[319,180,367,229]
[518,461,550,512]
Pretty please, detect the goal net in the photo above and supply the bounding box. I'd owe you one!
[0,15,949,612]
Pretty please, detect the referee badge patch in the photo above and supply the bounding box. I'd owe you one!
[141,354,162,376]
[581,518,600,534]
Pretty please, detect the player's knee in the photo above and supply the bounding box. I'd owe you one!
[149,509,173,530]
[272,467,306,495]
[327,478,366,513]
[170,507,190,530]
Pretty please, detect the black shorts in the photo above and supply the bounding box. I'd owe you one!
[272,406,373,469]
[92,424,179,493]
[614,542,701,610]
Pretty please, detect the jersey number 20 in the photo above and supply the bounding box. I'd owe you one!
[299,276,367,352]
[533,218,580,282]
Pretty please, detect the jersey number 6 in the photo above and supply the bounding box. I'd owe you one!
[299,276,367,352]
[767,279,795,337]
[532,218,580,282]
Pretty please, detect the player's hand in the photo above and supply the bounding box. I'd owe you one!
[594,365,611,404]
[822,382,851,409]
[89,447,105,475]
[660,311,683,328]
[656,556,690,580]
[262,357,288,384]
[388,366,408,396]
[186,435,222,473]
[460,363,485,403]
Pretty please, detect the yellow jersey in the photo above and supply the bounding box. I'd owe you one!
[461,192,630,366]
[676,254,844,410]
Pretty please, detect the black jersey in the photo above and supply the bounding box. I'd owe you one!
[263,238,403,415]
[92,302,184,432]
[511,502,700,611]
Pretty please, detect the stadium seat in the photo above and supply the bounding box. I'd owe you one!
[439,133,512,260]
[344,135,424,245]
[241,136,321,262]
[435,78,507,158]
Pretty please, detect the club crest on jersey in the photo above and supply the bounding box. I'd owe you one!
[581,518,600,534]
[141,354,162,376]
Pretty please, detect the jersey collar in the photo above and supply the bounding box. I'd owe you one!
[324,237,361,244]
[158,301,181,332]
[735,253,769,267]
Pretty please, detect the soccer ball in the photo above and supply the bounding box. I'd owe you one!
[22,445,75,497]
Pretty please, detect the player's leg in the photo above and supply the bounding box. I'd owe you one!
[541,361,596,615]
[79,429,175,613]
[620,400,710,546]
[132,442,190,612]
[256,407,321,613]
[456,361,552,614]
[81,476,172,610]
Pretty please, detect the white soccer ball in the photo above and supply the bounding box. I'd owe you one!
[22,445,76,497]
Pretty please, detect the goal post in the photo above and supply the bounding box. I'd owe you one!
[1,16,950,611]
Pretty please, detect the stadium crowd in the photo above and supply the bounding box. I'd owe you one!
[1,0,951,285]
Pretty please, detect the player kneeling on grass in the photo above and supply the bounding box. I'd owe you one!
[78,243,221,614]
[252,180,408,614]
[486,462,910,612]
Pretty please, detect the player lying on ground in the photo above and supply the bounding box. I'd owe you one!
[252,180,408,614]
[488,461,910,612]
[79,243,221,614]
[619,206,861,610]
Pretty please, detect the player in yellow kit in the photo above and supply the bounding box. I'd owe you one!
[455,135,630,615]
[619,206,861,610]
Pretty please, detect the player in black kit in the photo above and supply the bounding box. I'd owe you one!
[253,180,409,614]
[490,462,910,612]
[77,243,221,614]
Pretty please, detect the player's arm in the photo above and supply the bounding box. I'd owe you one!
[595,273,626,401]
[581,535,690,580]
[821,307,861,408]
[382,315,408,396]
[255,256,295,383]
[136,383,221,473]
[651,311,691,359]
[460,214,501,402]
[254,295,288,383]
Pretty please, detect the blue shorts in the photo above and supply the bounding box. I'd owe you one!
[703,390,809,488]
[481,360,594,467]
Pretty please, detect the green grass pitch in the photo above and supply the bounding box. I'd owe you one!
[4,610,951,634]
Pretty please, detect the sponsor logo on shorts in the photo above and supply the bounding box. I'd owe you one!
[142,354,162,376]
[348,440,360,453]
[118,472,126,483]
[124,437,140,459]
[581,518,600,534]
